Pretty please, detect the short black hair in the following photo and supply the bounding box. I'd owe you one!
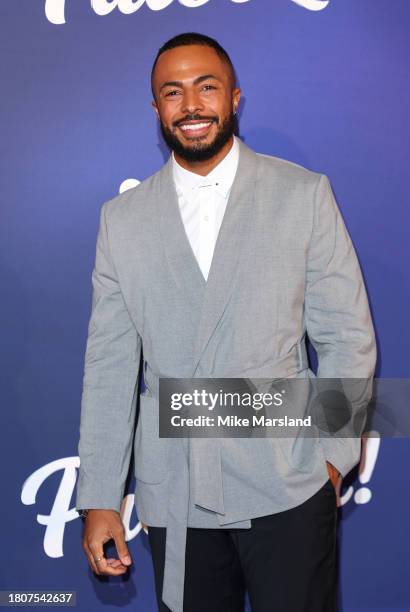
[151,32,237,98]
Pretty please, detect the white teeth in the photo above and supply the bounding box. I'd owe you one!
[180,122,212,132]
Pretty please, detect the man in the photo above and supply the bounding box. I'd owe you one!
[76,32,376,612]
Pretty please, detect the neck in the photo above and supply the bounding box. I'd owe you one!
[173,136,234,177]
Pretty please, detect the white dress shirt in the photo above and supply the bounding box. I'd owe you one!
[172,135,240,281]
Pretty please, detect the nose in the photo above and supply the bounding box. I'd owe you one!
[181,88,204,115]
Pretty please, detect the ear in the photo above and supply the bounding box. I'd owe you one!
[232,87,241,115]
[151,99,160,120]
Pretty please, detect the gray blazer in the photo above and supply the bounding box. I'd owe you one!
[75,137,376,612]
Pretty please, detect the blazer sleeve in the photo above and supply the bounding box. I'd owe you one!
[305,174,377,478]
[75,202,142,513]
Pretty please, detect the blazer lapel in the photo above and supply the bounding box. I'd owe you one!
[156,153,207,309]
[192,138,259,374]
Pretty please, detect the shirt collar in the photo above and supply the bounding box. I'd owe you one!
[172,135,240,199]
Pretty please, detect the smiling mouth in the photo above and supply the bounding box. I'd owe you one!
[177,120,214,136]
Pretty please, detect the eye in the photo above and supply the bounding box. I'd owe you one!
[165,90,181,97]
[202,84,216,91]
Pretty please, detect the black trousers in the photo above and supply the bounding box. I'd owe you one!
[147,479,338,612]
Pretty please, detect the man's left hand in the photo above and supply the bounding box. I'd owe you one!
[326,461,341,491]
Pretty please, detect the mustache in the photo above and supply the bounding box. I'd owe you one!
[174,115,218,128]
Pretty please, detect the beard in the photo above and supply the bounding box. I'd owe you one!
[159,110,236,163]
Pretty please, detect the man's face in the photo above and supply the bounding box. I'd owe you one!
[151,45,241,162]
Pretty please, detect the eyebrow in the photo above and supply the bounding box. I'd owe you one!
[159,74,221,92]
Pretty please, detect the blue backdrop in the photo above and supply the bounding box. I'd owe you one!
[1,1,409,610]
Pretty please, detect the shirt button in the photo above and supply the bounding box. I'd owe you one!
[204,215,209,222]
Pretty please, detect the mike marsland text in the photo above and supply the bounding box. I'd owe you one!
[169,415,312,428]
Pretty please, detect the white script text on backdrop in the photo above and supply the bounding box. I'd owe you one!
[45,0,330,25]
[20,437,379,559]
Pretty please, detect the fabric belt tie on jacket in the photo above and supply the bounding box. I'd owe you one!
[142,341,309,612]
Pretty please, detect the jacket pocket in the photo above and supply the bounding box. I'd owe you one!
[134,394,168,484]
[277,435,322,474]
